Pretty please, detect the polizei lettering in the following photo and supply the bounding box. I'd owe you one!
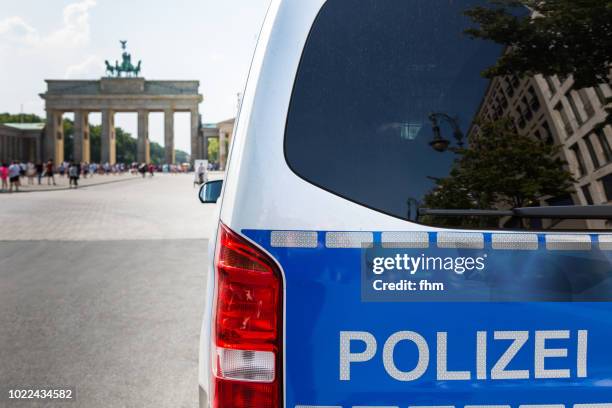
[339,330,588,381]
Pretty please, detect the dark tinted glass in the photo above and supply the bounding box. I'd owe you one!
[200,180,223,203]
[285,0,611,230]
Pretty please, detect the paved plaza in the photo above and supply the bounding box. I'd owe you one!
[0,173,219,241]
[0,174,219,407]
[1,172,140,193]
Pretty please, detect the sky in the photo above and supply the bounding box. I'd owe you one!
[0,0,271,153]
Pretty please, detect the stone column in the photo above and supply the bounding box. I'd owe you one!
[73,110,90,163]
[101,109,116,164]
[190,107,199,164]
[137,110,150,163]
[45,110,64,163]
[164,109,175,164]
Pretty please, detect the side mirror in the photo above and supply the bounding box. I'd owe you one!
[199,180,223,204]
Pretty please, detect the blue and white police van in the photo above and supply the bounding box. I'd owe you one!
[198,0,612,407]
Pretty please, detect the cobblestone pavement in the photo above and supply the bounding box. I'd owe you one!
[0,172,221,407]
[0,173,140,193]
[0,173,220,241]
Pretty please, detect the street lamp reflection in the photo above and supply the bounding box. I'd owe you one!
[428,112,465,152]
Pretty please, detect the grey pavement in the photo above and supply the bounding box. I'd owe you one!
[0,174,219,407]
[0,173,140,194]
[0,173,219,241]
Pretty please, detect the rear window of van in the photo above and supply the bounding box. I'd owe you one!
[284,0,611,231]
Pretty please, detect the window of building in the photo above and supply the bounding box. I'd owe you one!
[555,103,573,137]
[542,121,554,145]
[581,184,594,205]
[594,85,608,107]
[517,113,526,130]
[567,93,584,126]
[545,77,557,96]
[578,90,595,118]
[584,135,601,169]
[570,144,586,177]
[601,173,612,202]
[595,129,612,164]
[527,86,540,111]
[504,77,515,98]
[521,97,533,121]
[533,129,542,142]
[546,194,575,207]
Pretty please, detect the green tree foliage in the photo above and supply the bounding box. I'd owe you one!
[0,113,44,124]
[115,127,137,164]
[208,137,219,162]
[175,150,189,164]
[3,112,188,164]
[63,119,75,161]
[464,0,612,89]
[422,118,575,226]
[149,141,164,165]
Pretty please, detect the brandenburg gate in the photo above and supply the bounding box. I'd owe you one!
[39,41,203,164]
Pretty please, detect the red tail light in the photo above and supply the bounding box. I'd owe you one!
[212,223,283,408]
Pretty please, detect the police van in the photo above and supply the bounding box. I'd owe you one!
[198,0,612,407]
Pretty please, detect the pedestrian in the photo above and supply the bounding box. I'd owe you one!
[197,162,206,185]
[8,161,21,192]
[68,161,79,189]
[35,162,43,185]
[26,161,36,185]
[59,162,66,177]
[148,163,154,177]
[138,163,147,178]
[0,162,8,192]
[45,159,56,186]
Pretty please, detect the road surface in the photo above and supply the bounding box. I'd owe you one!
[0,174,217,407]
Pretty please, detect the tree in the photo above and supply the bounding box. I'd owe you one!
[422,118,575,227]
[0,113,44,124]
[63,119,75,161]
[115,127,137,163]
[464,0,612,89]
[208,137,219,163]
[175,150,189,164]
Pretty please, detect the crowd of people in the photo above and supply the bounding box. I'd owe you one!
[0,159,193,193]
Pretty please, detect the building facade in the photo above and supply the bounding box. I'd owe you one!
[470,73,612,228]
[40,78,204,165]
[199,118,235,170]
[0,123,45,164]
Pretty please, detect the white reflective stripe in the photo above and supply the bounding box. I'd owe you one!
[491,234,538,250]
[545,234,592,251]
[519,404,565,408]
[326,232,374,248]
[381,231,429,248]
[519,406,565,408]
[409,406,455,408]
[437,232,484,249]
[295,406,342,408]
[466,406,511,408]
[599,235,612,250]
[574,405,612,408]
[271,231,318,248]
[215,347,275,383]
